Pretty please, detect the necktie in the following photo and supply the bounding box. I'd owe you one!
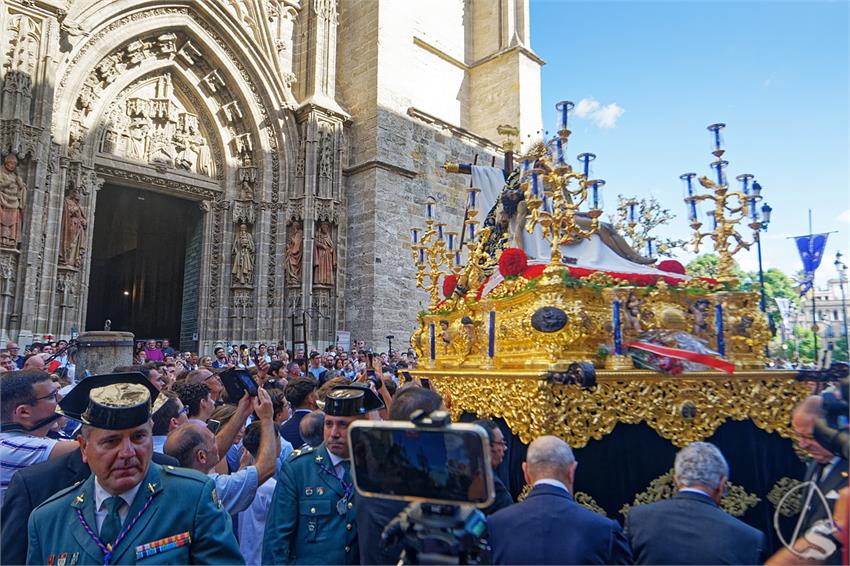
[99,496,124,546]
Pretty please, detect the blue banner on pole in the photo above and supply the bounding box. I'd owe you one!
[795,233,829,296]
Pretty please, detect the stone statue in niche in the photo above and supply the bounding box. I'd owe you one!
[313,221,336,286]
[231,223,256,286]
[285,221,303,283]
[59,183,88,268]
[0,152,27,249]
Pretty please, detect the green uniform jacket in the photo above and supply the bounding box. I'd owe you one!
[26,464,244,565]
[262,444,358,565]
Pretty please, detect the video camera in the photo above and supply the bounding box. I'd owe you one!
[349,412,494,564]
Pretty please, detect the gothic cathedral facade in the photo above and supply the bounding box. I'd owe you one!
[0,0,542,352]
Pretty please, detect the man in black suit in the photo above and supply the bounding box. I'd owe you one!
[488,435,632,565]
[625,441,766,565]
[473,419,514,515]
[791,395,848,563]
[279,377,317,447]
[1,447,177,565]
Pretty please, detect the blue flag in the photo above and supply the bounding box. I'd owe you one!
[795,233,829,296]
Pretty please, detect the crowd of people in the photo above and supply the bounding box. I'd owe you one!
[0,335,847,565]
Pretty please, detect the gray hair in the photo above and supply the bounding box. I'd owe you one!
[674,442,729,489]
[525,435,575,476]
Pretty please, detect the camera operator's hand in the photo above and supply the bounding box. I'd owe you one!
[256,358,270,378]
[254,387,274,422]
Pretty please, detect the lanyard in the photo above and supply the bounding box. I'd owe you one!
[317,460,352,501]
[75,495,154,565]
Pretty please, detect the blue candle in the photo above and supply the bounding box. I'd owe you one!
[469,190,477,210]
[592,183,600,209]
[707,211,718,230]
[412,229,419,244]
[448,232,455,250]
[688,199,698,222]
[613,299,622,355]
[522,159,531,178]
[429,323,436,360]
[556,100,574,131]
[531,172,539,197]
[750,197,759,220]
[628,202,636,223]
[437,224,444,240]
[488,310,496,358]
[426,202,433,218]
[455,251,461,266]
[419,248,425,263]
[469,223,475,240]
[715,303,725,356]
[555,139,565,164]
[646,239,654,258]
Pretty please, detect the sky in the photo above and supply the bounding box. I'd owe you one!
[530,0,850,286]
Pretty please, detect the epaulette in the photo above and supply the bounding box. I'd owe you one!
[159,464,209,483]
[286,445,313,461]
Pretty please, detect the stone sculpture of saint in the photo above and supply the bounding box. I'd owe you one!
[0,153,27,249]
[285,222,303,283]
[59,185,88,267]
[231,223,255,286]
[313,222,336,286]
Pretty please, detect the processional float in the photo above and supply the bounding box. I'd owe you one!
[407,102,809,544]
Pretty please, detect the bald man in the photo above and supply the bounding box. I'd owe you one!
[487,436,632,565]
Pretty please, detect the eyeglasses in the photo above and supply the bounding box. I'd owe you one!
[30,389,60,404]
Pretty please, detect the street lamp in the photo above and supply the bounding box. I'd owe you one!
[835,251,849,362]
[746,180,771,312]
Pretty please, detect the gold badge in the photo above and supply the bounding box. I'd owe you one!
[147,483,156,493]
[315,455,324,462]
[75,493,84,504]
[211,489,222,509]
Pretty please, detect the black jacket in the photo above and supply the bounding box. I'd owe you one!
[279,409,310,448]
[625,490,766,565]
[0,448,177,565]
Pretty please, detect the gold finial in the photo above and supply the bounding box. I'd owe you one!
[443,161,461,173]
[497,124,519,153]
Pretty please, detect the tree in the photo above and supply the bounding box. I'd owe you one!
[751,268,799,329]
[686,254,746,280]
[609,195,687,258]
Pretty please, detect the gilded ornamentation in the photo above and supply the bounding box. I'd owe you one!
[619,468,760,518]
[421,372,807,448]
[574,492,607,516]
[767,477,804,518]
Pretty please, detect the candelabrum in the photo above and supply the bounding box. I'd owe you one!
[681,123,759,284]
[521,100,603,270]
[411,189,480,309]
[619,197,639,245]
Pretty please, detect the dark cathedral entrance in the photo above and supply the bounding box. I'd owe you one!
[85,184,202,349]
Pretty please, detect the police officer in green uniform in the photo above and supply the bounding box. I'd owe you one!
[26,373,244,565]
[262,384,384,565]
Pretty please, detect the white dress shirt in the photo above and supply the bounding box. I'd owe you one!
[93,478,142,533]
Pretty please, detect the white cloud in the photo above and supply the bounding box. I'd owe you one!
[574,97,624,129]
[838,209,850,223]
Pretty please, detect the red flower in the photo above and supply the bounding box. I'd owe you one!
[522,264,546,280]
[657,260,686,274]
[442,274,458,298]
[499,248,528,277]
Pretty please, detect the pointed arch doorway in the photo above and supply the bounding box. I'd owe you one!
[84,184,202,348]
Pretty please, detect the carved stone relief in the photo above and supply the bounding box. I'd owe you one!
[98,73,214,176]
[58,181,88,268]
[313,221,335,287]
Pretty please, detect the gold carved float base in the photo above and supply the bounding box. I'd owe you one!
[412,369,809,448]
